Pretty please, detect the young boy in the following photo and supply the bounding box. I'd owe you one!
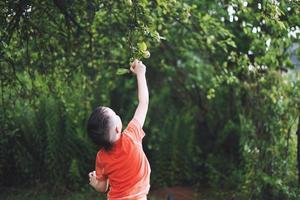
[86,59,150,200]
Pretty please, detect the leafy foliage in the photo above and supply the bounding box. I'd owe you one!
[1,0,300,199]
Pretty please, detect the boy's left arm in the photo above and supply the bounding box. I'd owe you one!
[89,171,109,193]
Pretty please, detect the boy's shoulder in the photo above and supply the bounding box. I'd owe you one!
[123,119,145,144]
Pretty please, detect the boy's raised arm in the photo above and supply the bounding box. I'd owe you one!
[130,59,149,127]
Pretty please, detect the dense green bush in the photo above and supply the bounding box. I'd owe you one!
[0,71,96,190]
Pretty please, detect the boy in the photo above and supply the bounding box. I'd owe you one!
[86,59,150,200]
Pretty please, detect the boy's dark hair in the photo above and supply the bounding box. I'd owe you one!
[86,106,114,151]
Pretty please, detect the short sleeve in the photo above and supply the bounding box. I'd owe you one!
[95,153,107,181]
[124,118,145,143]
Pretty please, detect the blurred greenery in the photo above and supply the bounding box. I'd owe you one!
[1,0,300,199]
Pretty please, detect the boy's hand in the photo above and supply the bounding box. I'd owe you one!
[88,170,109,193]
[89,171,98,189]
[130,59,146,75]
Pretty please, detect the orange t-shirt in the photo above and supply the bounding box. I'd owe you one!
[95,118,151,200]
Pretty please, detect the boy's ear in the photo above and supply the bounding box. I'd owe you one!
[115,126,120,134]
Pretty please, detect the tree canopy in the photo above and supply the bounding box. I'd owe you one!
[1,0,300,199]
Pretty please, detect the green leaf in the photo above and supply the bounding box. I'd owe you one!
[116,68,130,75]
[277,21,286,30]
[226,39,237,48]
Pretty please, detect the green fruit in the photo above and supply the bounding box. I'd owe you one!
[126,0,132,6]
[143,50,150,58]
[138,42,147,51]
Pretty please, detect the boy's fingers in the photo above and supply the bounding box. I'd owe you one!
[133,60,138,68]
[134,59,140,66]
[130,66,134,72]
[131,59,137,68]
[130,62,135,69]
